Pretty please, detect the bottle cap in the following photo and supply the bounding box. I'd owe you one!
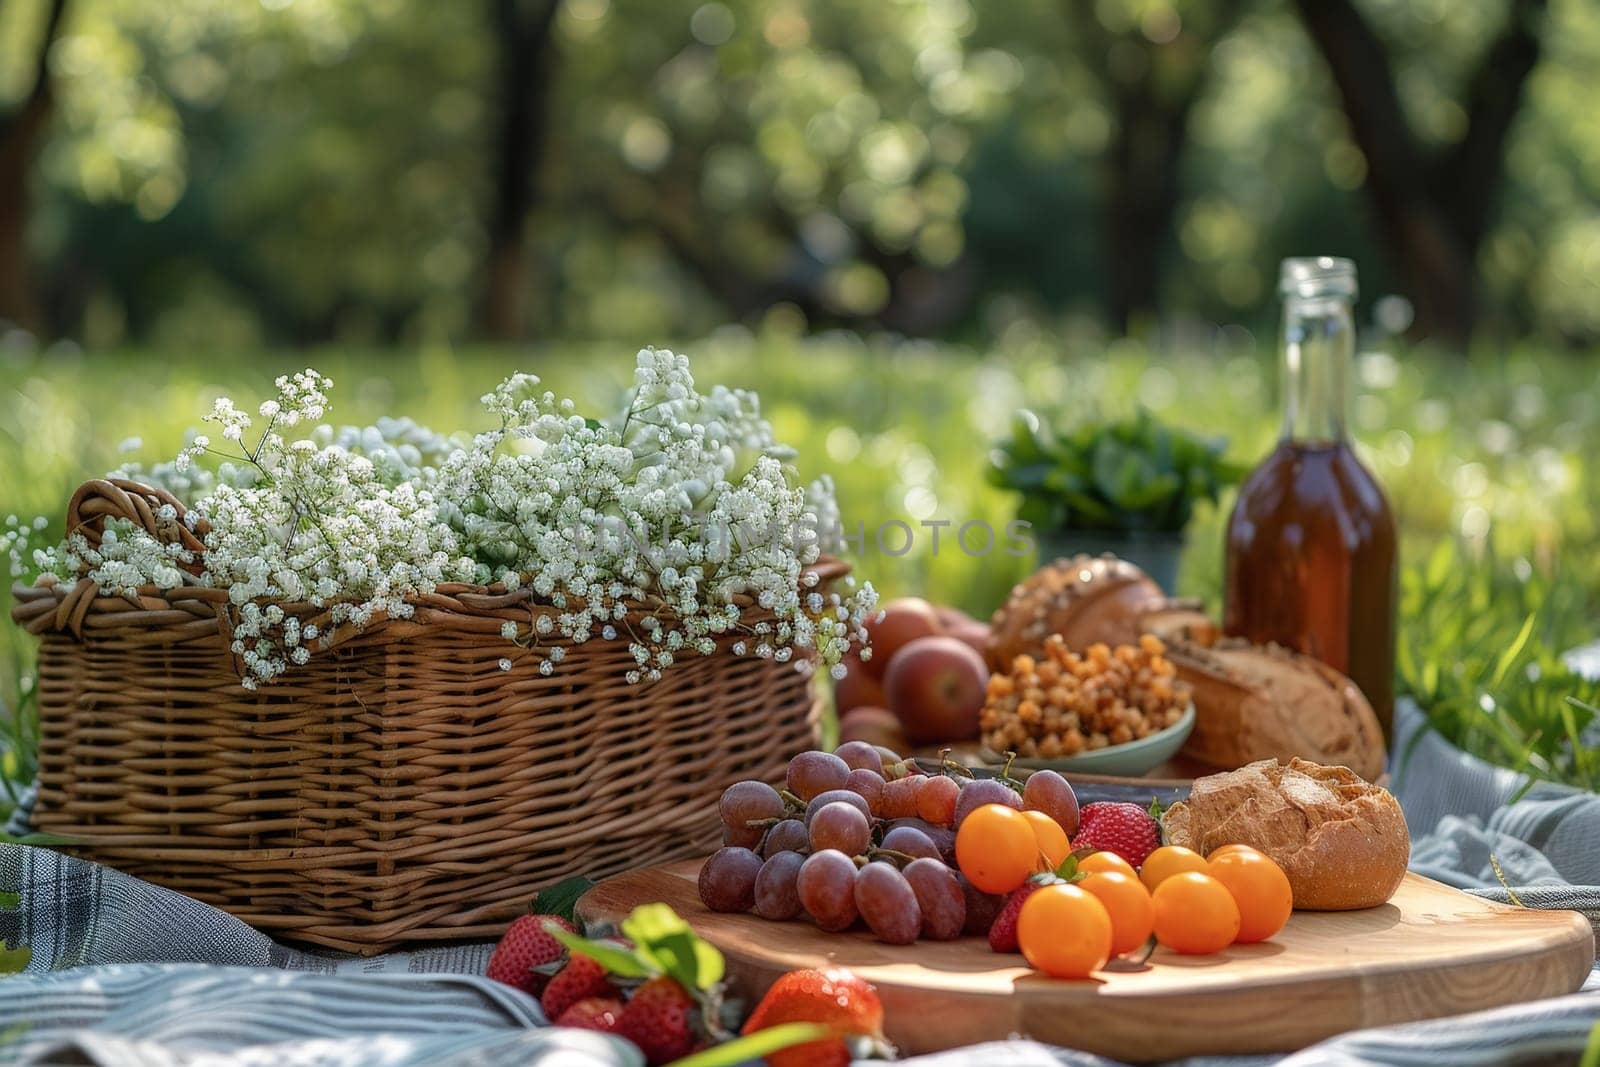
[1280,257,1357,301]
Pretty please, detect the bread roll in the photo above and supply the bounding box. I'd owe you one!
[1162,758,1409,910]
[1135,601,1220,647]
[985,555,1216,670]
[1170,638,1386,781]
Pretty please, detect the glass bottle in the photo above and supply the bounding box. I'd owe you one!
[1223,257,1397,741]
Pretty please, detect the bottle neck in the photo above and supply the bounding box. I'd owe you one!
[1281,294,1353,445]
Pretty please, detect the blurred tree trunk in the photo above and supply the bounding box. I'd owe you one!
[1101,80,1202,335]
[1294,0,1547,347]
[1064,0,1245,333]
[480,0,561,341]
[0,0,69,334]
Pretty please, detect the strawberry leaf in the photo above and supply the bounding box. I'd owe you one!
[544,923,652,979]
[649,930,725,993]
[663,1023,829,1067]
[1052,855,1085,883]
[623,903,725,991]
[530,876,594,924]
[0,892,18,909]
[1147,796,1165,821]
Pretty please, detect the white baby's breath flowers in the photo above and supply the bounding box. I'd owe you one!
[27,518,193,594]
[206,397,252,442]
[24,351,876,687]
[3,514,60,579]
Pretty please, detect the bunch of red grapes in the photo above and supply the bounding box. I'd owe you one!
[699,740,1080,945]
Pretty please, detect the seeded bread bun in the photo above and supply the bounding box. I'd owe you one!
[985,555,1217,670]
[1162,758,1409,910]
[1169,638,1387,782]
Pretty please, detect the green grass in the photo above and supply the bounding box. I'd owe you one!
[1,336,1597,801]
[1580,1020,1600,1067]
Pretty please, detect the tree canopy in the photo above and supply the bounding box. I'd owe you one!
[0,0,1596,348]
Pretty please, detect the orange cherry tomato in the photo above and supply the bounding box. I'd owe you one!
[1078,870,1155,956]
[1139,845,1209,893]
[1076,850,1138,880]
[1017,883,1113,978]
[1021,810,1070,871]
[1208,849,1293,943]
[955,804,1039,895]
[1151,872,1241,955]
[1206,843,1261,862]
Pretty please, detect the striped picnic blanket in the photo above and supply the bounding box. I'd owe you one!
[1,700,1596,1067]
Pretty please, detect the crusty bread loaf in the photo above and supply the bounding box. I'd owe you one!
[1162,758,1409,910]
[1170,638,1386,781]
[985,555,1216,670]
[1134,602,1220,647]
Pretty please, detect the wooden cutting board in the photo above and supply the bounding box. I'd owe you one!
[577,859,1595,1061]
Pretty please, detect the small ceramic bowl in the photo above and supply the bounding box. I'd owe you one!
[981,702,1196,778]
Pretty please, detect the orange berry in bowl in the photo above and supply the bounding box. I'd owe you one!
[1152,871,1240,955]
[1020,810,1070,870]
[955,803,1039,895]
[1017,884,1112,978]
[1138,845,1209,893]
[1076,850,1138,880]
[1078,870,1155,956]
[1208,848,1293,943]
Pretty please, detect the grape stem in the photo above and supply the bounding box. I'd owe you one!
[939,748,977,780]
[863,847,919,869]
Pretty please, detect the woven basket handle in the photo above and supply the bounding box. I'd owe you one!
[66,478,210,574]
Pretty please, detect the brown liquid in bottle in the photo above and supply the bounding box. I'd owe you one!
[1224,256,1397,742]
[1223,439,1397,738]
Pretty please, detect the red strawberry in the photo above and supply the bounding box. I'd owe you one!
[555,996,624,1033]
[485,914,572,996]
[1071,801,1161,867]
[742,967,887,1067]
[541,954,619,1023]
[988,882,1042,953]
[614,976,699,1065]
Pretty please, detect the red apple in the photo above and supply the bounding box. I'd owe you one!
[934,604,977,629]
[832,653,886,715]
[861,597,942,680]
[838,706,910,753]
[883,635,988,743]
[945,618,992,657]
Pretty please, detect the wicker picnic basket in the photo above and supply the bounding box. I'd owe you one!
[10,478,829,953]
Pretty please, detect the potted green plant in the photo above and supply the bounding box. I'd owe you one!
[986,409,1242,591]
